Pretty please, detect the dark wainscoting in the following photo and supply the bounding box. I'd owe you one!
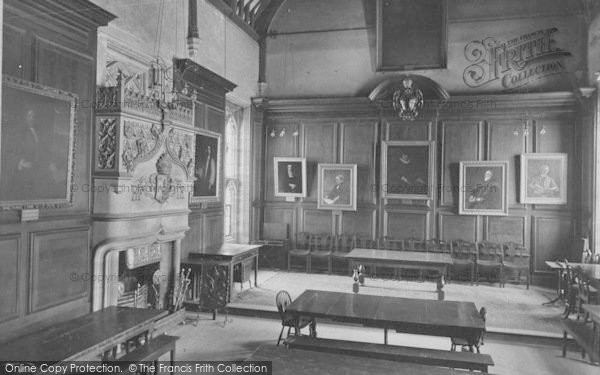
[0,0,113,340]
[253,93,583,287]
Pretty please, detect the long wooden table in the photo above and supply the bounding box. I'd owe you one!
[285,290,485,346]
[345,249,453,290]
[0,306,167,361]
[246,344,485,375]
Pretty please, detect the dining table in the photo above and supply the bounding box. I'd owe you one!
[285,289,485,346]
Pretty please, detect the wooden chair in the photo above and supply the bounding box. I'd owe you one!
[332,234,354,275]
[450,240,476,283]
[288,232,311,272]
[502,242,530,289]
[310,233,333,274]
[475,241,503,286]
[451,307,486,353]
[406,237,426,252]
[426,239,451,253]
[381,236,404,251]
[352,234,378,275]
[353,234,378,249]
[577,273,598,321]
[275,290,315,345]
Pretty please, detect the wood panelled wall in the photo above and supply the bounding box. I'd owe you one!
[176,60,235,258]
[0,0,112,340]
[254,93,583,286]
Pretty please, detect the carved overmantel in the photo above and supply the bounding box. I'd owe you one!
[92,67,196,310]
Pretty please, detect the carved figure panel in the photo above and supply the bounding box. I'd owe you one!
[121,121,163,174]
[166,128,195,179]
[97,118,117,170]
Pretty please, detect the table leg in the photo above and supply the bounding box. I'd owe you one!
[255,254,259,287]
[228,263,234,303]
[384,328,388,345]
[543,269,563,306]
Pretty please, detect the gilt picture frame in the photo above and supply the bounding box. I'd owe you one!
[459,160,509,216]
[191,128,221,204]
[382,141,435,200]
[317,164,357,211]
[520,153,567,205]
[0,75,77,210]
[273,157,307,198]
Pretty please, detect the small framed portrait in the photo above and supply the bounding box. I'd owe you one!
[317,164,357,211]
[520,153,567,205]
[382,141,434,200]
[273,157,307,198]
[459,161,509,216]
[191,128,221,204]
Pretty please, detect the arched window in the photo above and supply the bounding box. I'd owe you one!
[224,180,237,239]
[224,115,237,178]
[223,101,246,242]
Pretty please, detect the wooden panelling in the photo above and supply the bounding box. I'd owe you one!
[342,121,377,204]
[341,210,376,237]
[265,121,297,200]
[386,119,431,141]
[486,216,525,244]
[30,228,89,312]
[385,210,430,239]
[439,213,477,242]
[534,118,576,210]
[301,209,333,234]
[206,106,225,134]
[3,25,27,79]
[535,118,573,154]
[194,102,206,128]
[487,120,527,206]
[181,215,203,257]
[0,235,20,322]
[532,216,572,272]
[203,213,224,250]
[303,121,337,201]
[264,207,295,239]
[440,121,481,207]
[258,96,579,287]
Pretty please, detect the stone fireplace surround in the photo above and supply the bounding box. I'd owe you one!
[92,58,195,311]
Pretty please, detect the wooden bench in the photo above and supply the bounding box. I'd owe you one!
[561,319,599,364]
[116,334,179,374]
[285,335,494,373]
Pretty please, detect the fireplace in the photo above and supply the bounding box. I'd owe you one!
[92,67,195,311]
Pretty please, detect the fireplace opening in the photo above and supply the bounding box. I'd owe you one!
[117,252,161,309]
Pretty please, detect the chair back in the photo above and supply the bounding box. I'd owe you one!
[335,234,354,253]
[503,242,529,263]
[406,237,426,252]
[354,234,377,249]
[451,240,477,260]
[275,290,292,322]
[479,307,487,344]
[312,233,333,252]
[477,241,503,263]
[295,232,312,250]
[426,239,451,253]
[381,236,404,251]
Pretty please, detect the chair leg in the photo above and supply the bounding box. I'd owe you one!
[277,326,285,346]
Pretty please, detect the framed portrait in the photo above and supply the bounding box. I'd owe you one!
[317,164,357,211]
[273,157,307,198]
[376,0,447,71]
[520,153,567,205]
[382,141,434,200]
[0,75,77,210]
[459,161,509,216]
[191,128,221,204]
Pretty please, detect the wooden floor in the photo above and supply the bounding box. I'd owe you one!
[167,313,598,375]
